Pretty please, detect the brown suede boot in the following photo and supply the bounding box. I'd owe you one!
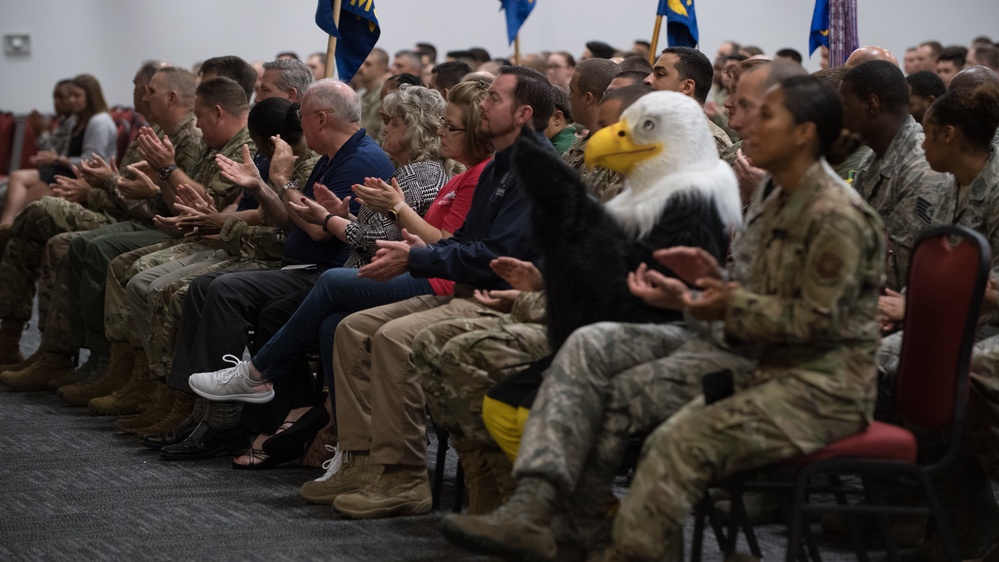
[135,391,195,439]
[115,383,172,433]
[89,349,156,416]
[453,439,513,515]
[0,347,40,375]
[0,321,26,366]
[0,351,75,392]
[58,343,134,406]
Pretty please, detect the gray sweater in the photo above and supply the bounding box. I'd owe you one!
[68,111,117,166]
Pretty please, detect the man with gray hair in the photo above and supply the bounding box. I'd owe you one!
[258,59,314,103]
[158,79,394,460]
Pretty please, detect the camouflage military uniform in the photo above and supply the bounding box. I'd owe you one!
[834,145,873,185]
[360,84,384,142]
[609,161,885,560]
[104,150,318,380]
[562,135,624,202]
[707,118,734,157]
[65,125,237,356]
[852,116,952,290]
[23,115,204,355]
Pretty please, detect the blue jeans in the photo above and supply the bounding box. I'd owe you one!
[251,268,434,388]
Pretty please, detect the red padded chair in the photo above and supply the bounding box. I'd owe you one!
[692,225,990,561]
[0,112,17,176]
[18,119,40,170]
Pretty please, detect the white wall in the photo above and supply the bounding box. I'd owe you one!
[1,0,996,114]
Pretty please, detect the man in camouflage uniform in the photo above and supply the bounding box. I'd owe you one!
[561,58,624,201]
[54,76,251,407]
[841,60,953,291]
[0,60,174,377]
[355,48,389,142]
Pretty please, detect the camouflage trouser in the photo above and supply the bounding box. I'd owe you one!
[413,314,550,446]
[965,333,999,480]
[129,251,274,380]
[612,375,869,560]
[103,239,183,344]
[38,231,83,333]
[0,196,114,323]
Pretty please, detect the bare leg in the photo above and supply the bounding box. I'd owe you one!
[1,170,53,227]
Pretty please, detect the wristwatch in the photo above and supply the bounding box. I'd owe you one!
[281,180,298,196]
[386,200,407,222]
[158,164,178,181]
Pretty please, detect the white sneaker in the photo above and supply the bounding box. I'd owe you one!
[188,354,275,404]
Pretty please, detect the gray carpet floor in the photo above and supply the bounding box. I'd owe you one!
[0,306,964,561]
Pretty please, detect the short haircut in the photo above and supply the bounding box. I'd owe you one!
[369,48,389,68]
[263,59,315,97]
[446,50,477,66]
[842,60,910,114]
[949,66,999,92]
[613,70,651,87]
[196,76,249,115]
[387,73,424,90]
[634,40,651,50]
[275,51,299,60]
[601,83,653,111]
[661,46,713,103]
[308,52,327,65]
[743,60,808,91]
[938,46,969,68]
[381,85,446,163]
[446,80,493,163]
[469,47,492,64]
[550,51,577,68]
[718,41,742,57]
[432,61,473,92]
[775,48,803,64]
[576,58,621,97]
[248,97,304,146]
[618,56,652,74]
[906,70,946,100]
[812,66,850,89]
[155,66,197,107]
[551,86,573,122]
[136,59,168,86]
[723,54,749,65]
[741,45,765,56]
[306,78,361,124]
[927,82,999,149]
[586,41,617,60]
[200,56,256,102]
[919,41,943,59]
[394,50,422,70]
[415,42,437,62]
[498,66,556,131]
[973,45,999,70]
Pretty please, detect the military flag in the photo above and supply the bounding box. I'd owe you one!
[499,0,535,46]
[657,0,699,48]
[810,0,858,67]
[316,0,380,83]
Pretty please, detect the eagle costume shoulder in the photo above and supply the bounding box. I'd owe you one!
[511,91,741,348]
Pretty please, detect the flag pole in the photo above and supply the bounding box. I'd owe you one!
[514,34,521,66]
[648,14,663,65]
[324,0,342,78]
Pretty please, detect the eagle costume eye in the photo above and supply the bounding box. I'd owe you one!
[642,119,656,131]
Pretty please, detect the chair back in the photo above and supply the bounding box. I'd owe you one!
[894,225,989,433]
[0,112,16,175]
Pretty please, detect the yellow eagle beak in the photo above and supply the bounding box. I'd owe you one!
[583,119,662,175]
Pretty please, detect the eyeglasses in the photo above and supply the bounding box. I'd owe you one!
[297,108,334,120]
[438,117,465,134]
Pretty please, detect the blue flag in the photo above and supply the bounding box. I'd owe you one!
[657,0,699,48]
[500,0,535,45]
[809,0,830,56]
[315,0,380,83]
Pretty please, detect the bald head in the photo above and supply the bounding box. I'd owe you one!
[845,46,899,68]
[948,65,999,92]
[302,79,362,126]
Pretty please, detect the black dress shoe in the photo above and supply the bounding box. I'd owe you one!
[160,422,249,461]
[143,416,198,450]
[262,405,331,462]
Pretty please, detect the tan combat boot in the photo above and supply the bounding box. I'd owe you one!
[439,476,558,562]
[333,463,433,519]
[58,343,134,406]
[300,447,377,504]
[89,349,156,416]
[452,439,512,515]
[0,351,75,392]
[115,383,173,434]
[135,390,195,438]
[0,347,40,375]
[0,321,26,366]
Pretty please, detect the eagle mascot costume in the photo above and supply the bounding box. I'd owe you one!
[510,91,742,348]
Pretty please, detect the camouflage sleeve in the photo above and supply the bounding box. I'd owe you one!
[510,290,547,324]
[724,213,865,344]
[218,214,285,261]
[173,132,205,177]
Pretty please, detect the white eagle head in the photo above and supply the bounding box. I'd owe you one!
[583,91,742,237]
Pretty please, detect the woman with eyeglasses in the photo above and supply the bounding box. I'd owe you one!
[186,80,493,470]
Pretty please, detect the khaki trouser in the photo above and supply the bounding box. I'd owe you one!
[332,295,493,466]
